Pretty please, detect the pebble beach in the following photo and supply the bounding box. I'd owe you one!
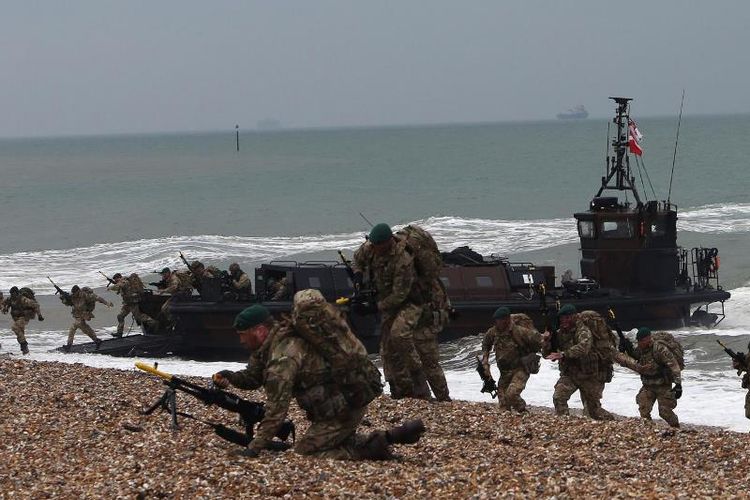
[1,358,748,498]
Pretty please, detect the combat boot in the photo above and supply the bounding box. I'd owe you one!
[386,419,426,445]
[20,341,29,355]
[95,338,103,349]
[355,432,394,460]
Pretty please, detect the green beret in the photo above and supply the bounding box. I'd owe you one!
[636,327,652,340]
[558,304,577,316]
[493,306,511,320]
[233,305,270,330]
[369,223,393,244]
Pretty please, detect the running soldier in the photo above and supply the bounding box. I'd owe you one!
[543,304,614,420]
[212,293,425,460]
[480,307,542,413]
[60,285,113,351]
[109,273,157,337]
[353,223,431,400]
[156,267,193,322]
[1,286,43,354]
[615,327,683,428]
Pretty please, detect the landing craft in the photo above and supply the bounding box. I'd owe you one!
[67,97,730,359]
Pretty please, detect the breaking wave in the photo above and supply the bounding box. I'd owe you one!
[1,202,749,294]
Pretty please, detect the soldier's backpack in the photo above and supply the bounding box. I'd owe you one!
[652,331,685,369]
[511,313,535,331]
[579,310,617,363]
[291,290,383,409]
[395,225,443,283]
[81,287,98,312]
[509,313,541,373]
[126,274,146,303]
[19,287,35,299]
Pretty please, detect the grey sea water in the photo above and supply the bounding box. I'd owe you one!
[2,112,750,430]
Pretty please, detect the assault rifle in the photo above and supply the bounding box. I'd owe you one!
[47,276,71,301]
[716,340,747,375]
[336,250,378,314]
[136,362,295,448]
[608,308,634,356]
[179,251,194,273]
[475,355,497,399]
[98,271,116,287]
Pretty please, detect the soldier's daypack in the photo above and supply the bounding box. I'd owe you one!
[652,331,685,369]
[395,225,443,284]
[292,291,383,409]
[579,310,617,363]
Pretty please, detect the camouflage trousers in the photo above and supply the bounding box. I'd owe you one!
[117,303,155,336]
[553,371,610,419]
[380,304,430,400]
[67,318,99,347]
[10,317,29,345]
[295,407,390,460]
[498,368,530,412]
[413,324,450,401]
[637,383,679,427]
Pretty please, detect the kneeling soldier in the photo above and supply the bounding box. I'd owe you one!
[480,306,542,413]
[615,327,683,428]
[212,291,425,460]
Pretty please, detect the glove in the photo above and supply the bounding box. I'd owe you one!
[212,370,233,388]
[671,383,682,400]
[38,314,44,321]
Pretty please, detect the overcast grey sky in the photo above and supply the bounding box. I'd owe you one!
[2,1,748,137]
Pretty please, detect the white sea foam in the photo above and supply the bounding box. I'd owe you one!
[3,202,749,293]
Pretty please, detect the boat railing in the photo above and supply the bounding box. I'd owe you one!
[688,247,722,292]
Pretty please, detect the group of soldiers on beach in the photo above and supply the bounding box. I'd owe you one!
[2,222,750,460]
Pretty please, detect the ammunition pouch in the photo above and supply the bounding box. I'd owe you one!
[297,384,348,422]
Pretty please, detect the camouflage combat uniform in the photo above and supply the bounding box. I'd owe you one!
[543,316,608,418]
[353,240,430,400]
[411,279,451,401]
[159,271,193,320]
[738,354,750,420]
[1,292,41,352]
[231,270,252,295]
[615,340,682,427]
[222,305,386,460]
[62,288,111,347]
[110,275,156,336]
[482,317,542,412]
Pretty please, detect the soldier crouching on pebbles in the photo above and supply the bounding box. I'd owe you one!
[615,327,683,428]
[480,306,542,413]
[61,286,113,351]
[1,286,43,355]
[212,291,426,460]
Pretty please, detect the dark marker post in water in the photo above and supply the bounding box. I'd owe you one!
[235,124,240,152]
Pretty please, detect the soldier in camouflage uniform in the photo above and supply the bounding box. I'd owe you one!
[109,273,157,337]
[60,285,113,351]
[1,286,43,354]
[353,223,431,400]
[212,294,425,460]
[615,327,682,428]
[543,304,613,419]
[189,260,220,292]
[730,343,750,420]
[156,267,193,322]
[228,263,252,299]
[481,307,542,412]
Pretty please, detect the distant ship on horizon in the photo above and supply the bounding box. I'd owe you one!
[556,104,589,120]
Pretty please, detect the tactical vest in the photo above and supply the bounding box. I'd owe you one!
[291,302,383,409]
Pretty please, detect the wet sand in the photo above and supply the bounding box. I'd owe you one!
[1,359,747,498]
